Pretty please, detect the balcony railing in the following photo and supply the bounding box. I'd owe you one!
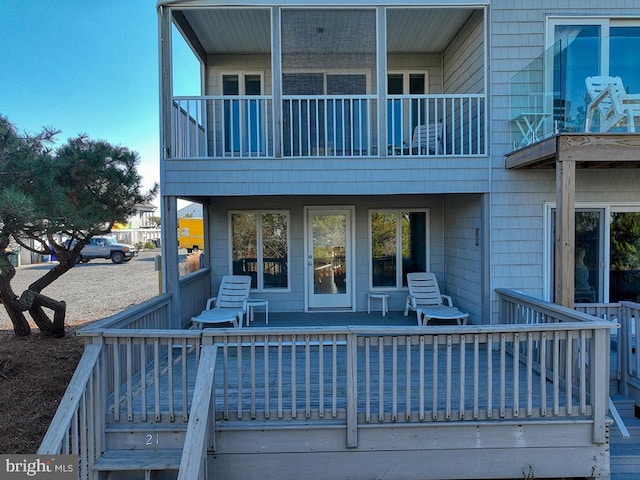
[509,35,640,150]
[171,94,486,159]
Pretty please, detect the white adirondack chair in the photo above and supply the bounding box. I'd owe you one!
[585,76,640,132]
[191,275,252,328]
[410,122,443,154]
[404,272,469,326]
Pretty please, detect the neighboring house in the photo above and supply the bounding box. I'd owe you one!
[112,201,161,247]
[38,2,640,479]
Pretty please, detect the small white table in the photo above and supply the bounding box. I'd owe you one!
[511,112,550,146]
[246,299,268,326]
[367,293,389,316]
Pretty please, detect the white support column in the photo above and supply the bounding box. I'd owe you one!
[377,7,387,156]
[161,196,181,329]
[271,7,282,158]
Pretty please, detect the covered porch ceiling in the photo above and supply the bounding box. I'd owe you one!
[505,133,640,309]
[172,7,479,57]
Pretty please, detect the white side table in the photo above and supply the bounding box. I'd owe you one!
[367,293,389,316]
[246,299,268,326]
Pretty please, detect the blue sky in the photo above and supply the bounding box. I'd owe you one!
[1,1,199,200]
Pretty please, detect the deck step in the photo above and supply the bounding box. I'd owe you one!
[105,422,188,450]
[93,449,182,479]
[610,442,640,475]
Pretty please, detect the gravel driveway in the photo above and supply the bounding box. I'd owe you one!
[0,250,161,332]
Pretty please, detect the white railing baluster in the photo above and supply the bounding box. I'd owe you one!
[406,336,411,420]
[365,337,371,422]
[486,333,493,418]
[392,336,398,421]
[419,336,425,420]
[264,335,270,419]
[499,333,506,418]
[432,336,439,420]
[378,336,384,422]
[513,333,519,418]
[446,336,452,420]
[250,336,256,419]
[305,334,311,419]
[459,334,466,419]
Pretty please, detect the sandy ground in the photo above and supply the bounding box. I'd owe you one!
[0,250,161,332]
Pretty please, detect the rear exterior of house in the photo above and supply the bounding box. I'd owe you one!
[35,1,640,479]
[159,0,640,326]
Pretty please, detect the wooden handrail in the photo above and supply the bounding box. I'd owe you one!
[178,345,218,480]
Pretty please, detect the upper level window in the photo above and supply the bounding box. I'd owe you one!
[548,17,640,131]
[231,211,289,290]
[369,209,429,289]
[387,72,429,146]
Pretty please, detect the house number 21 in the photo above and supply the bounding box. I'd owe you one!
[146,433,159,446]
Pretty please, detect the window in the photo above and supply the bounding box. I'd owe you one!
[546,205,640,303]
[548,17,640,131]
[222,73,263,154]
[370,210,429,288]
[282,72,369,156]
[231,211,289,290]
[387,72,429,147]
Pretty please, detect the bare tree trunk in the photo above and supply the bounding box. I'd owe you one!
[0,246,32,336]
[22,290,66,337]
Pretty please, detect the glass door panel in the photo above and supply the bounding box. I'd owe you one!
[307,209,352,309]
[610,212,640,302]
[574,211,603,303]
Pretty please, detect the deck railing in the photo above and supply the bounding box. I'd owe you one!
[38,344,104,479]
[170,94,486,159]
[40,289,615,478]
[575,301,640,395]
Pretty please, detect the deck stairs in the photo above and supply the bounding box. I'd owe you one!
[610,395,640,480]
[92,421,186,480]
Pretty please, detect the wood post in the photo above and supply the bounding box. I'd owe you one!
[554,138,575,308]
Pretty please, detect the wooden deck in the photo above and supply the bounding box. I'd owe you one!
[43,292,624,480]
[111,327,586,425]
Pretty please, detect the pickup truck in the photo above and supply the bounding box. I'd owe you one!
[77,236,138,264]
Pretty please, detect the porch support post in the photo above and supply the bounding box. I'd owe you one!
[554,138,575,308]
[376,7,387,156]
[271,7,282,158]
[161,196,182,329]
[158,4,173,161]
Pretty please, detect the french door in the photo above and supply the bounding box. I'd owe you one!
[548,206,640,303]
[305,207,354,310]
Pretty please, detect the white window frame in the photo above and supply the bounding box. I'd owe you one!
[543,202,640,302]
[229,210,291,292]
[221,72,265,96]
[368,208,430,290]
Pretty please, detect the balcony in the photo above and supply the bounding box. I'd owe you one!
[171,93,486,159]
[506,39,640,173]
[164,6,487,161]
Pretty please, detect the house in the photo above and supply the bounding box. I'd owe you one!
[38,1,640,479]
[111,201,161,247]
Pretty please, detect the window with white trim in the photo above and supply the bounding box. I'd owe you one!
[369,209,429,289]
[547,17,640,131]
[231,211,289,290]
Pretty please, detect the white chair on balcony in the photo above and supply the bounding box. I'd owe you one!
[585,76,640,133]
[404,272,468,326]
[191,275,252,329]
[410,122,443,154]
